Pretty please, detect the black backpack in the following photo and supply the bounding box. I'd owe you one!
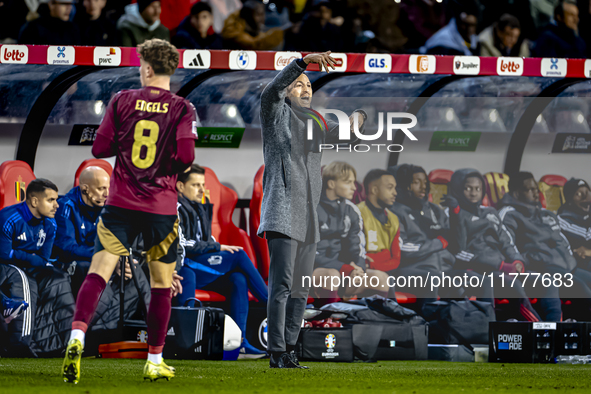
[422,299,496,348]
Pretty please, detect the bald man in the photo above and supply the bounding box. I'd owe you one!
[258,52,366,368]
[53,166,110,295]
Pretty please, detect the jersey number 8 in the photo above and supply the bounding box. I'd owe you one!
[132,120,159,169]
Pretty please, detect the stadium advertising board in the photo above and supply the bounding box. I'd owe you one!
[409,55,436,74]
[194,127,245,148]
[552,133,591,153]
[68,125,99,146]
[429,131,482,152]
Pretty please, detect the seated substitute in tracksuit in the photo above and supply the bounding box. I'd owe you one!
[357,169,440,306]
[313,162,389,303]
[175,164,268,357]
[443,169,542,321]
[557,178,591,271]
[0,179,75,356]
[391,165,494,304]
[53,167,109,297]
[498,172,591,318]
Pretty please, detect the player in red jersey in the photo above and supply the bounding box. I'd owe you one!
[62,39,197,383]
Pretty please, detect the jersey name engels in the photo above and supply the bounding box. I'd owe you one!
[135,99,170,113]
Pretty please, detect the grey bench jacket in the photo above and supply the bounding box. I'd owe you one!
[257,60,341,243]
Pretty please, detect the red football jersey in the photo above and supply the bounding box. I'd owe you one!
[94,86,197,215]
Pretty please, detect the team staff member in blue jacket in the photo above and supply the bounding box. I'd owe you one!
[0,179,63,355]
[0,179,59,271]
[175,164,268,358]
[53,167,110,296]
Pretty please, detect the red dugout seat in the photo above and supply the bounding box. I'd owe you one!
[428,169,453,206]
[0,160,36,210]
[249,165,270,281]
[201,167,258,302]
[539,175,567,213]
[74,159,113,186]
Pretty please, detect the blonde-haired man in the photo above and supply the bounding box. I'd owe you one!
[313,162,390,303]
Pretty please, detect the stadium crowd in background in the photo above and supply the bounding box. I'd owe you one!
[2,0,591,58]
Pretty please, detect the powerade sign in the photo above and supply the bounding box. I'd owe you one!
[429,131,481,152]
[498,334,523,350]
[194,127,245,148]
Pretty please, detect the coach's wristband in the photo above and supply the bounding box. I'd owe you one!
[296,58,308,69]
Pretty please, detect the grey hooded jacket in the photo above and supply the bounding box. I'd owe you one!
[257,60,341,243]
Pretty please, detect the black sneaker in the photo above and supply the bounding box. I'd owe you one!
[289,351,309,369]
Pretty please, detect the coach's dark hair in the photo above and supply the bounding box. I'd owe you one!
[363,169,393,194]
[555,0,577,21]
[508,172,535,193]
[178,164,205,184]
[26,178,58,201]
[497,13,520,32]
[137,39,180,76]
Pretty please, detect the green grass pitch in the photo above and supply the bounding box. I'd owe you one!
[1,358,590,393]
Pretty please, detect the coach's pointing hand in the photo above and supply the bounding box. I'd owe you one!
[304,51,337,73]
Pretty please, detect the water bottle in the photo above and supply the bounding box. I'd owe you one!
[555,355,591,364]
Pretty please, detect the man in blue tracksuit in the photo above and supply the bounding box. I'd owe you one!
[0,179,60,355]
[53,167,110,296]
[175,164,269,358]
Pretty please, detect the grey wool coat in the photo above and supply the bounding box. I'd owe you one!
[257,60,341,243]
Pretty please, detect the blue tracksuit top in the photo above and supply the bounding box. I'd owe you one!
[53,186,102,263]
[0,201,56,269]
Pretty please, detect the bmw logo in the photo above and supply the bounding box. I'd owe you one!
[237,51,249,69]
[258,318,268,349]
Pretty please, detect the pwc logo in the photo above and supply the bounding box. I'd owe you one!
[497,57,523,76]
[409,55,435,74]
[1,45,28,64]
[274,52,302,70]
[364,54,391,73]
[93,47,121,66]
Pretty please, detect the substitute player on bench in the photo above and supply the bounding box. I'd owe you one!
[62,39,197,383]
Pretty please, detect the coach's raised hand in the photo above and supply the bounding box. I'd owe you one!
[303,51,337,73]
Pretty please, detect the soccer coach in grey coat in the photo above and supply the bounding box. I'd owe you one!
[258,51,365,368]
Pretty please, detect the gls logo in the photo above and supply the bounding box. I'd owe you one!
[93,47,121,66]
[1,45,28,64]
[307,109,417,153]
[364,54,391,73]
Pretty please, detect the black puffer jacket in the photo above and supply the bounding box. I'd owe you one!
[498,193,576,272]
[28,266,75,357]
[447,169,524,272]
[315,194,366,274]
